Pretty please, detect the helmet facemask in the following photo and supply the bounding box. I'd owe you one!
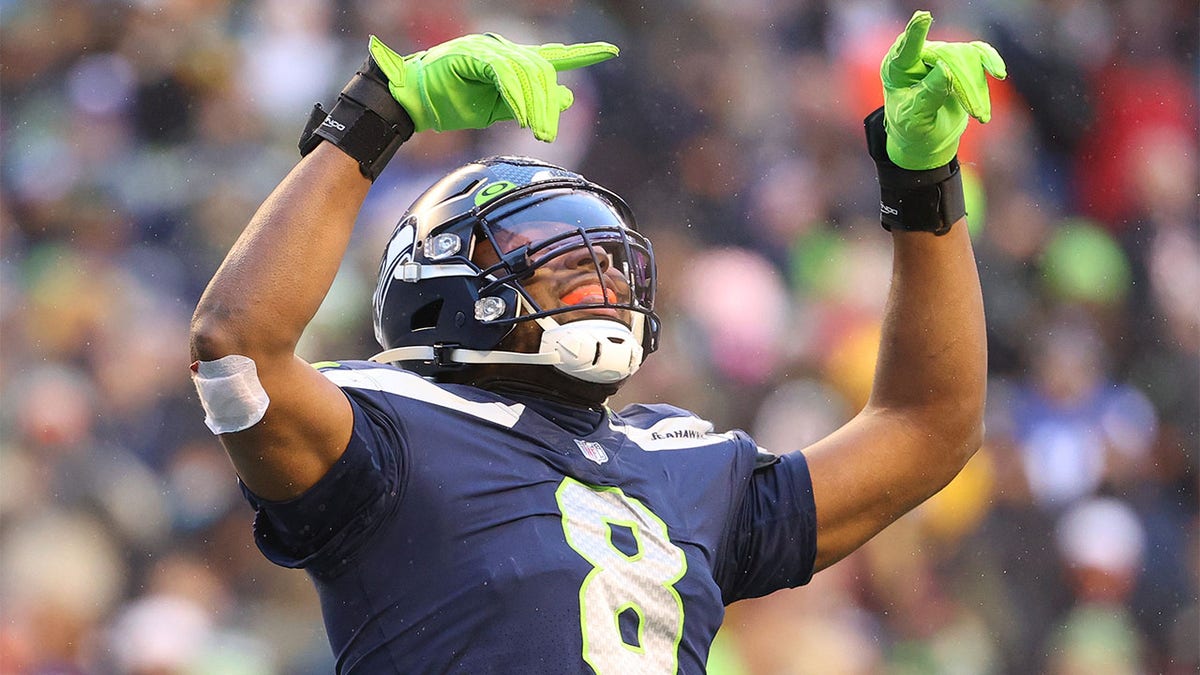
[471,192,657,383]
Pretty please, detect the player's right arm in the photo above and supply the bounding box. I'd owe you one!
[189,34,619,501]
[190,144,368,502]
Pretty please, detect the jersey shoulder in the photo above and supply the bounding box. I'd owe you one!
[613,402,744,452]
[614,402,710,427]
[308,360,524,428]
[615,402,779,468]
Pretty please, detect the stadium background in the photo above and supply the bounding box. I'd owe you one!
[1,0,1196,672]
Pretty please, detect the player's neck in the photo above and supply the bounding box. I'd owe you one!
[511,391,606,435]
[487,378,603,410]
[452,364,618,409]
[482,378,607,435]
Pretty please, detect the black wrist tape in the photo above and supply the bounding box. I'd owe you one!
[299,56,415,181]
[863,106,966,236]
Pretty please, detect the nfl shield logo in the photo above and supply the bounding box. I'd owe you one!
[574,439,609,465]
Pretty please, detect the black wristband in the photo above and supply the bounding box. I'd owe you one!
[863,106,966,236]
[299,56,415,181]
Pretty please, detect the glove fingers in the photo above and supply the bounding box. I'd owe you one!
[533,41,620,71]
[496,53,567,141]
[913,60,953,115]
[896,11,933,66]
[970,40,1007,80]
[895,61,968,169]
[481,34,568,141]
[485,56,534,131]
[882,10,932,85]
[516,48,566,141]
[922,42,999,123]
[557,84,575,112]
[954,44,1001,122]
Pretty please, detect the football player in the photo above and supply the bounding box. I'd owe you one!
[190,12,1003,673]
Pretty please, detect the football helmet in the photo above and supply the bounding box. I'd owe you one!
[370,156,659,384]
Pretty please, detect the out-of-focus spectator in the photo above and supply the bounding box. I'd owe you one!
[1005,312,1158,508]
[1048,497,1149,675]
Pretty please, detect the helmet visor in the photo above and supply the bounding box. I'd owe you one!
[476,191,655,313]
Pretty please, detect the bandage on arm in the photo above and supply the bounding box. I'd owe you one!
[191,354,270,434]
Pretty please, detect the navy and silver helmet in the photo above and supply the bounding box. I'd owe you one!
[371,156,659,383]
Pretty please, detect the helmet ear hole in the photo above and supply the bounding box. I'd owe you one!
[411,299,444,331]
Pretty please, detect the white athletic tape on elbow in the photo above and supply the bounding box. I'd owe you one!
[190,354,270,434]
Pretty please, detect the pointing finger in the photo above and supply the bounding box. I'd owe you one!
[534,41,620,71]
[893,11,933,70]
[971,40,1007,80]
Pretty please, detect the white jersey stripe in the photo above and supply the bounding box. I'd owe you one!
[322,367,524,428]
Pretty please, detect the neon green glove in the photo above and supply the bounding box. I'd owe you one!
[881,11,1006,170]
[368,33,618,143]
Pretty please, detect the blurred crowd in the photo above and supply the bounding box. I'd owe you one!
[1,0,1196,673]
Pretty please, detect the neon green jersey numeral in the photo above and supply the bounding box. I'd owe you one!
[556,477,687,674]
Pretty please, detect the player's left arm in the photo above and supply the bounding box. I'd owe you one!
[801,11,1005,572]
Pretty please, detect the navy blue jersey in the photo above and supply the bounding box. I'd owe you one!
[242,361,817,673]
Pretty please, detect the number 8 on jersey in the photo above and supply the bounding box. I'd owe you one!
[556,477,688,674]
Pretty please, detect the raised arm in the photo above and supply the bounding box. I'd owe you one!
[802,11,1005,570]
[189,34,618,501]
